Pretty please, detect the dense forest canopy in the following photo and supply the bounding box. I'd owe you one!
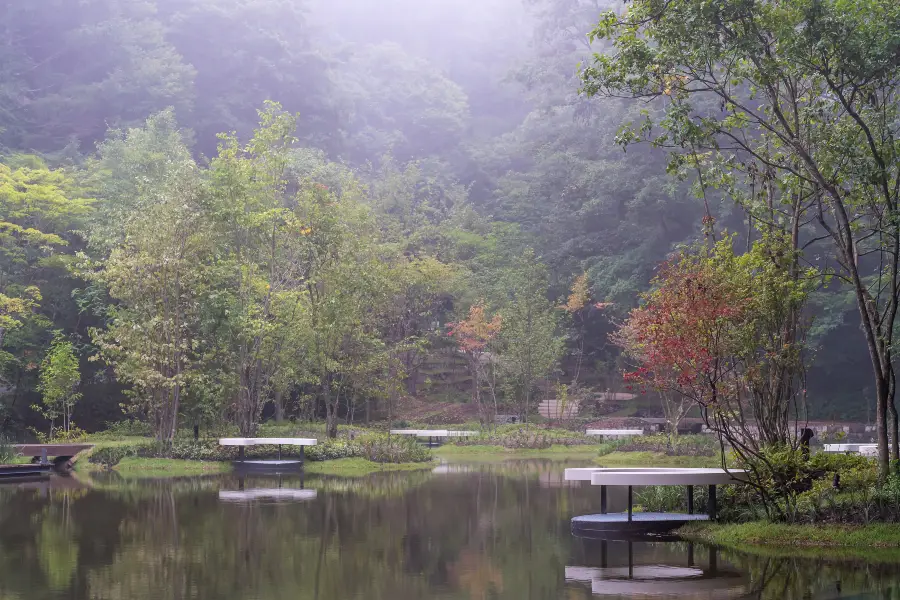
[0,0,880,441]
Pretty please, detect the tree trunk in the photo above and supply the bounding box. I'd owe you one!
[324,378,337,439]
[875,373,890,477]
[274,390,285,423]
[891,379,900,467]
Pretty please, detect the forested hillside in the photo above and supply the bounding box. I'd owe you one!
[0,0,874,440]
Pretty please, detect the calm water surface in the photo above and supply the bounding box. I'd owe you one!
[0,459,898,599]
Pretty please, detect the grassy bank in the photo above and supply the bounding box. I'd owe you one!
[680,521,900,562]
[80,457,232,479]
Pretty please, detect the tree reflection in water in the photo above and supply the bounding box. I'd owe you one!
[0,461,896,599]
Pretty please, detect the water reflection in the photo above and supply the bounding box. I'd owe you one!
[0,462,897,599]
[217,473,316,503]
[567,540,747,598]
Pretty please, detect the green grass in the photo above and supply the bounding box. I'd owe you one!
[304,457,437,476]
[433,444,604,460]
[682,521,900,547]
[680,521,900,563]
[81,457,232,479]
[595,451,719,467]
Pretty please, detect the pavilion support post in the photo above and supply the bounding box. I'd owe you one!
[627,486,633,522]
[600,485,608,514]
[239,446,245,462]
[687,485,694,515]
[708,485,717,520]
[628,541,634,578]
[600,540,608,568]
[300,445,305,464]
[278,444,282,461]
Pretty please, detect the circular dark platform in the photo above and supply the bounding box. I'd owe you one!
[572,513,709,538]
[232,459,304,474]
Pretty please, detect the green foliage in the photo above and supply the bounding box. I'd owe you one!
[36,337,81,435]
[0,0,887,441]
[88,446,131,470]
[0,0,195,153]
[717,451,900,525]
[304,440,360,462]
[49,427,88,443]
[636,484,709,513]
[584,0,900,473]
[358,435,432,464]
[332,42,470,163]
[495,249,565,419]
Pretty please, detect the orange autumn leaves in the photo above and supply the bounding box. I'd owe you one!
[447,303,502,353]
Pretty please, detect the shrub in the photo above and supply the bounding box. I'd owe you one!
[89,446,131,470]
[305,439,359,461]
[50,426,88,443]
[636,485,710,513]
[136,439,233,461]
[359,435,432,463]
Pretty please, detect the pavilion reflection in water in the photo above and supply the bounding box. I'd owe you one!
[566,539,749,598]
[217,472,317,504]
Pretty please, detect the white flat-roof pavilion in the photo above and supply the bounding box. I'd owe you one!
[564,467,748,533]
[586,429,644,438]
[388,429,478,438]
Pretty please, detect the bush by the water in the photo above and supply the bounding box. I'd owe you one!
[636,484,710,513]
[359,435,432,463]
[714,450,900,524]
[88,446,131,470]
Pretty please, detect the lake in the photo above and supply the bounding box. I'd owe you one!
[0,459,897,599]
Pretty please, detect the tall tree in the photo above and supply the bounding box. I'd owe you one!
[582,0,900,475]
[448,302,503,423]
[0,157,92,434]
[36,336,81,435]
[207,102,308,436]
[498,250,564,420]
[86,112,208,441]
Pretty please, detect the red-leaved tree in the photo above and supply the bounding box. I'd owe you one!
[448,302,502,424]
[613,236,814,518]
